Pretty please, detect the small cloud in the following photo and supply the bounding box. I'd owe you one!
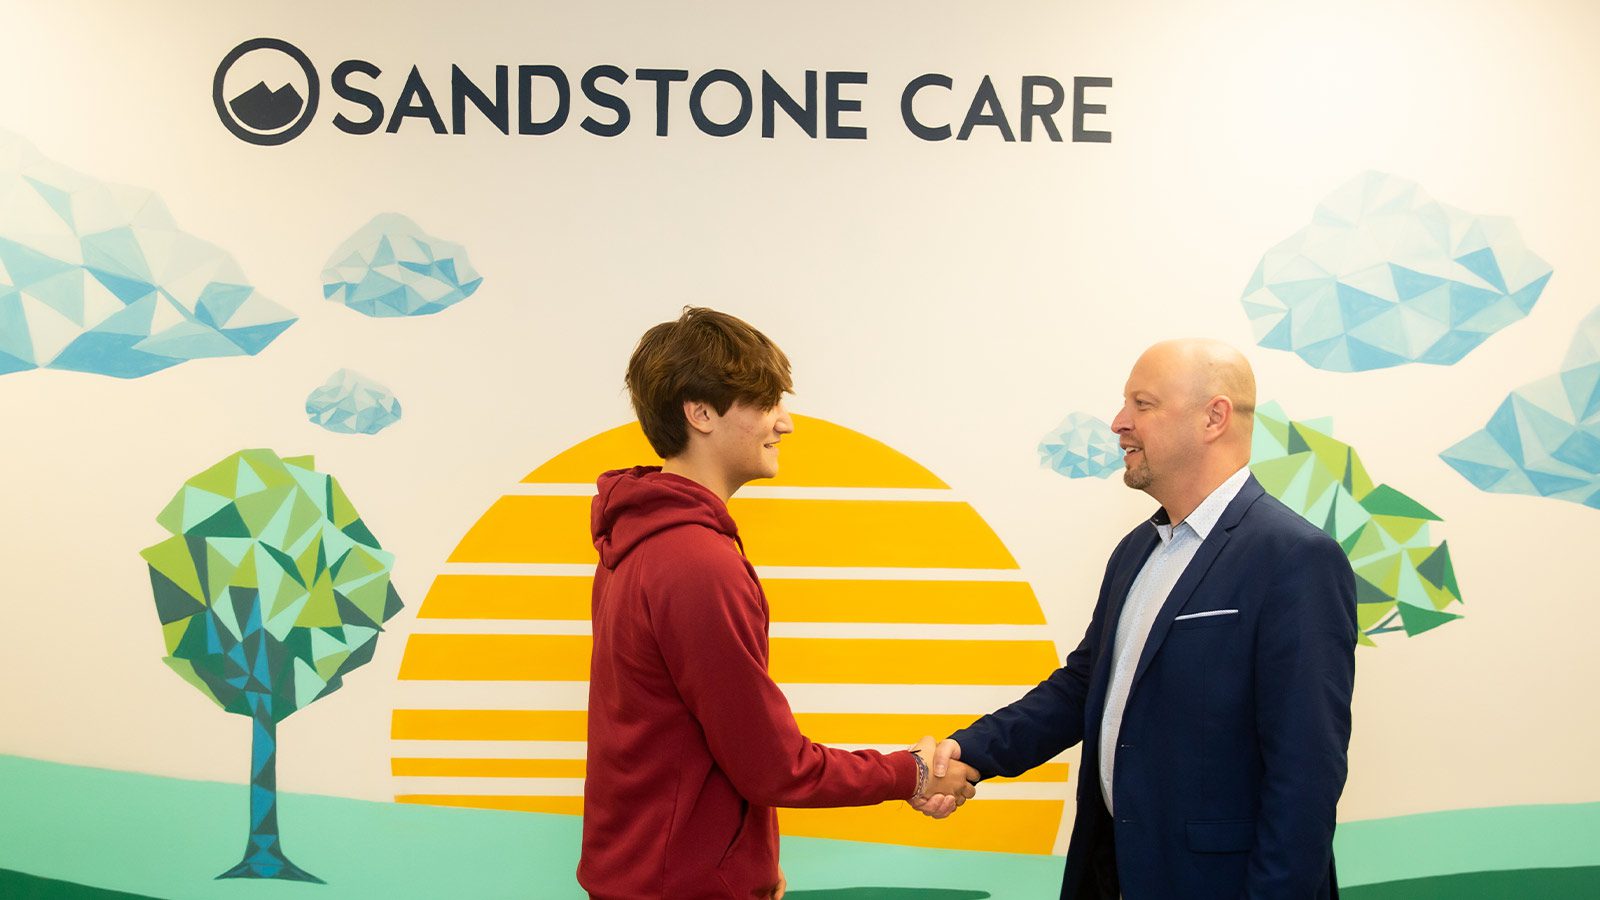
[321,213,483,317]
[305,368,402,435]
[1038,412,1121,479]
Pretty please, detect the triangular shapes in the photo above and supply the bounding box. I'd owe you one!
[1359,483,1442,520]
[141,448,396,730]
[1253,402,1461,645]
[1397,601,1463,636]
[1242,172,1549,371]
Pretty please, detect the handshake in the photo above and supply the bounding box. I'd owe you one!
[907,736,976,819]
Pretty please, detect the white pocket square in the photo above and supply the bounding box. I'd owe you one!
[1174,609,1239,621]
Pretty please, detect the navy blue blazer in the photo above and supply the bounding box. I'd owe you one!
[953,475,1357,900]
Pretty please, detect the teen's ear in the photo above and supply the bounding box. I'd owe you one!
[682,399,716,436]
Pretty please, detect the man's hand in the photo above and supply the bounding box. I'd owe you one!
[773,866,785,899]
[908,736,976,819]
[931,737,962,779]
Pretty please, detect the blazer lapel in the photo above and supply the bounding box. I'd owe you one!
[1127,476,1266,698]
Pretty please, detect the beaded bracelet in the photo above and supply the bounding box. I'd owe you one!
[909,748,930,799]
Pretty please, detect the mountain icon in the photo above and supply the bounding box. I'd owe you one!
[228,82,305,131]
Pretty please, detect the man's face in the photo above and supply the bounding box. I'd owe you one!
[1110,349,1202,496]
[710,399,794,486]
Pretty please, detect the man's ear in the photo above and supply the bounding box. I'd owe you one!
[683,399,716,436]
[1202,395,1233,442]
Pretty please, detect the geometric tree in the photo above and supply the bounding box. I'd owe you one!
[1251,402,1463,646]
[139,449,403,882]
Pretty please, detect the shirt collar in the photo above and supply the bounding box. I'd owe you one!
[1150,465,1251,542]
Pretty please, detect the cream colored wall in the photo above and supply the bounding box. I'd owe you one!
[2,0,1597,856]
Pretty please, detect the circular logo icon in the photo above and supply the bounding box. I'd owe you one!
[213,38,319,146]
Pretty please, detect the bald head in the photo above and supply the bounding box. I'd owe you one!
[1142,339,1256,425]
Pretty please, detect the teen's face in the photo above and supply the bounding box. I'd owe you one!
[713,399,794,485]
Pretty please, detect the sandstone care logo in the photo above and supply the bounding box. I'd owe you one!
[213,37,1113,146]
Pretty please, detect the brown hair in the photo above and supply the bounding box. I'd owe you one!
[626,307,793,458]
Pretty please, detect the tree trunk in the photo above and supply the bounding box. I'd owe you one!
[216,693,322,883]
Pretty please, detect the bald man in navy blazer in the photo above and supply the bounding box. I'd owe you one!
[921,340,1357,899]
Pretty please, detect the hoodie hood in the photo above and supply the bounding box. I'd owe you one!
[592,466,740,568]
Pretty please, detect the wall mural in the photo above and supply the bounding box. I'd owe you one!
[1241,171,1552,372]
[305,368,404,435]
[140,450,404,883]
[321,213,483,318]
[1251,401,1462,642]
[2,5,1597,897]
[1442,304,1600,508]
[0,129,295,378]
[394,415,1070,855]
[1037,412,1122,479]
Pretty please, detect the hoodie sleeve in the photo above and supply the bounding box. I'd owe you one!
[647,540,918,808]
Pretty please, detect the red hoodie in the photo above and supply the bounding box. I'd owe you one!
[578,467,918,898]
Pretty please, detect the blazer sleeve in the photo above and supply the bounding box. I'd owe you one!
[1247,530,1358,898]
[948,638,1092,779]
[651,554,918,808]
[950,543,1128,778]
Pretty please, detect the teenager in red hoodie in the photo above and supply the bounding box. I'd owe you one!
[579,308,978,899]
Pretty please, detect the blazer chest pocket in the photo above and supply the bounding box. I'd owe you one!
[1171,609,1239,630]
[1187,818,1254,853]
